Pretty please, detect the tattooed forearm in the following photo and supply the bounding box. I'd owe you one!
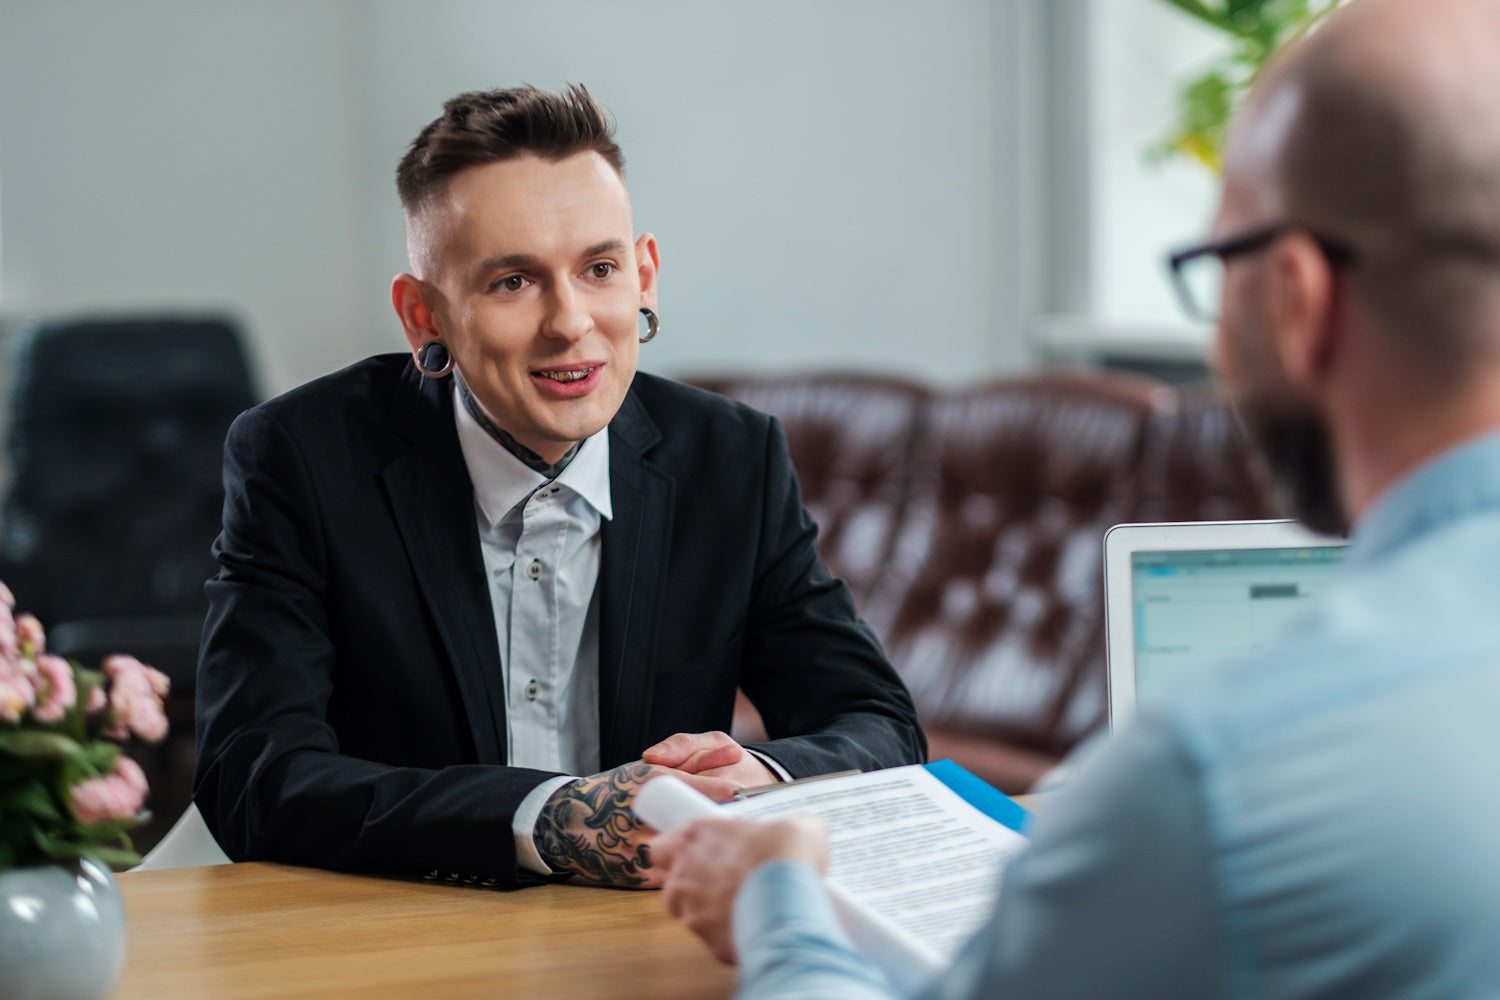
[534,761,657,887]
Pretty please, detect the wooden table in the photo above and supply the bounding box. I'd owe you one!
[114,862,735,1000]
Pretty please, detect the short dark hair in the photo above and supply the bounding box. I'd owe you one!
[395,84,624,212]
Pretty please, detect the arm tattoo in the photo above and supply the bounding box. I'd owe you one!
[534,762,656,886]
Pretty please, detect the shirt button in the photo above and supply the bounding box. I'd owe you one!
[526,559,542,580]
[525,679,540,701]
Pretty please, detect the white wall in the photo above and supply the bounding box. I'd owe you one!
[0,0,1041,396]
[0,0,366,393]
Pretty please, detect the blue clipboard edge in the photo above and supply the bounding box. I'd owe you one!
[924,759,1031,835]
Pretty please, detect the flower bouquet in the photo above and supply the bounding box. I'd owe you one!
[0,580,170,871]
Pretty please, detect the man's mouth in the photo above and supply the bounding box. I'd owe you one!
[535,367,597,383]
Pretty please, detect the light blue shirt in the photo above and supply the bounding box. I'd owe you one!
[452,385,612,873]
[732,430,1500,998]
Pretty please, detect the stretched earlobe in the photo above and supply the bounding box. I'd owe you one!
[639,307,659,344]
[415,341,454,378]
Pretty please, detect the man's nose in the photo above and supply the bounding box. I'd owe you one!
[541,281,592,342]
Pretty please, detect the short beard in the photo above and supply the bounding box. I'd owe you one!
[1237,402,1350,538]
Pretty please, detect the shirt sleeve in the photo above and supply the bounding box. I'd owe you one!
[513,775,580,875]
[915,718,1223,999]
[733,861,900,1000]
[744,748,793,783]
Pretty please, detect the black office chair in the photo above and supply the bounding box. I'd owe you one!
[0,315,257,693]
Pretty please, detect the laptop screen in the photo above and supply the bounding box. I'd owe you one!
[1130,544,1348,697]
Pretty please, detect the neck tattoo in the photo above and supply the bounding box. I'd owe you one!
[454,371,581,480]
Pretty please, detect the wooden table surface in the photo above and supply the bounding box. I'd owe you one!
[114,862,735,1000]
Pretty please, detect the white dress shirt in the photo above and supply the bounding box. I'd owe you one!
[452,385,610,873]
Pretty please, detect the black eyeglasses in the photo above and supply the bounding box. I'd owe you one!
[1167,223,1356,323]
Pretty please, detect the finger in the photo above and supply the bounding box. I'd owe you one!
[673,771,740,803]
[642,730,734,767]
[640,731,699,766]
[678,740,743,774]
[771,815,832,872]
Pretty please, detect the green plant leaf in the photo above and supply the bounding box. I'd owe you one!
[80,845,142,868]
[80,742,121,772]
[31,825,141,869]
[1150,0,1346,172]
[66,815,143,844]
[0,729,89,763]
[0,779,63,821]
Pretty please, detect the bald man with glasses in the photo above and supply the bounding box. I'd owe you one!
[651,0,1500,995]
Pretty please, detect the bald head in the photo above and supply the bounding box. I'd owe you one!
[1228,0,1500,372]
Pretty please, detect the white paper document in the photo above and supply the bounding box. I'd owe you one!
[635,764,1029,992]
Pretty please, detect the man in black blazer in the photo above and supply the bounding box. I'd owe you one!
[194,84,924,889]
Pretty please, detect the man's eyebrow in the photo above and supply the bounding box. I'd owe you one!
[582,239,628,258]
[472,240,629,280]
[475,252,540,275]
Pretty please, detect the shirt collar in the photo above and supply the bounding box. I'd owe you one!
[1347,427,1500,569]
[451,382,613,528]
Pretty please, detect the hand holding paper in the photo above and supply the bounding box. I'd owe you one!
[654,813,830,964]
[637,764,1032,992]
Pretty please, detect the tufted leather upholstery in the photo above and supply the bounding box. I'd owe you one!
[688,375,926,609]
[692,370,1271,792]
[1134,382,1276,524]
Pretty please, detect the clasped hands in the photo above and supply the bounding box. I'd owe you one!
[532,729,779,888]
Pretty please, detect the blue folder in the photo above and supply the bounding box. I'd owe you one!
[924,759,1031,834]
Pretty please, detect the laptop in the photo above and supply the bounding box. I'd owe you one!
[1103,520,1349,728]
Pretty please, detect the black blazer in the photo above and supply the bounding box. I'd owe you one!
[194,355,924,886]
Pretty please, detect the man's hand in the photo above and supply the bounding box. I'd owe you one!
[655,814,831,964]
[533,761,737,888]
[642,731,778,790]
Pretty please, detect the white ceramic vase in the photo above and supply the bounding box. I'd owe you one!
[0,857,126,999]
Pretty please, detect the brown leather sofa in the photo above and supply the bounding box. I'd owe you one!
[690,370,1273,793]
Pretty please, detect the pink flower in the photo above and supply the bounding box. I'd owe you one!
[68,768,146,826]
[0,670,35,723]
[84,685,108,716]
[0,579,13,609]
[31,654,76,723]
[0,604,16,666]
[115,755,149,798]
[15,614,44,656]
[103,654,170,697]
[103,654,169,744]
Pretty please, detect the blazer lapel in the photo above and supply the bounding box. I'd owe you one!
[598,388,674,768]
[380,366,508,765]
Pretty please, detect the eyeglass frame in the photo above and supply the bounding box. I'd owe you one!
[1167,223,1357,323]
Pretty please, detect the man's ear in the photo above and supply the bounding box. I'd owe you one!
[391,273,441,357]
[1267,234,1338,393]
[635,233,660,313]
